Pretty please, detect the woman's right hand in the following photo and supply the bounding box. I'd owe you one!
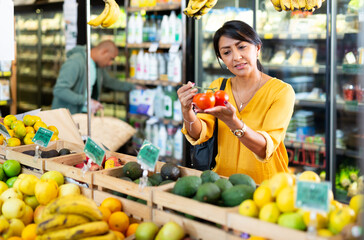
[177,81,198,113]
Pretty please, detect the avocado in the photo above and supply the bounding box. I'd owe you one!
[172,176,202,197]
[120,177,133,182]
[159,180,174,186]
[59,148,71,155]
[149,173,163,186]
[22,150,35,156]
[228,173,256,190]
[134,178,152,186]
[41,149,59,158]
[195,182,221,204]
[122,162,143,180]
[221,184,255,207]
[161,162,181,181]
[278,212,306,231]
[214,178,233,192]
[200,170,220,183]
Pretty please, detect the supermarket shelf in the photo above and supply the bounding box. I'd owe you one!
[0,71,11,77]
[128,113,182,126]
[18,73,37,78]
[126,42,179,49]
[126,78,182,87]
[127,3,181,12]
[260,32,327,40]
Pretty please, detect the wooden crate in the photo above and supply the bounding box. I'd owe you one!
[93,189,152,221]
[5,140,85,173]
[227,212,331,240]
[152,183,237,226]
[93,159,202,207]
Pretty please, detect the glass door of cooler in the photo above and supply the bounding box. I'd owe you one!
[194,0,255,89]
[255,1,329,180]
[332,1,364,202]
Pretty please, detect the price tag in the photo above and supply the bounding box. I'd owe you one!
[32,127,53,148]
[263,33,273,39]
[84,137,105,166]
[148,42,159,52]
[0,124,10,139]
[137,140,160,171]
[295,180,331,213]
[169,43,180,53]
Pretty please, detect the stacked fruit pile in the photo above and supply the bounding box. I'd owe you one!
[238,171,364,237]
[270,0,326,12]
[135,221,185,240]
[0,114,59,147]
[87,0,120,28]
[183,0,219,20]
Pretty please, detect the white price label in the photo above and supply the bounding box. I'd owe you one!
[169,43,180,53]
[148,42,159,53]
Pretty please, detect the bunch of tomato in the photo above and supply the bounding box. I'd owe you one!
[192,90,229,110]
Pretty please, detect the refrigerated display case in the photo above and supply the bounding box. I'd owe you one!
[192,0,363,202]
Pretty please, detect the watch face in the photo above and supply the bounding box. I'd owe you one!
[235,130,243,137]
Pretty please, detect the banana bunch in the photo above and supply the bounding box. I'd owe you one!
[88,0,120,28]
[183,0,218,20]
[36,195,117,240]
[270,0,325,12]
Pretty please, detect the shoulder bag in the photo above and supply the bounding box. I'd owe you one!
[190,78,227,171]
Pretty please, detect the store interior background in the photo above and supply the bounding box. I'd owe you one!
[0,0,363,203]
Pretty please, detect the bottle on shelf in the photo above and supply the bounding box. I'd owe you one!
[173,127,183,162]
[168,11,177,44]
[149,53,159,81]
[152,122,159,147]
[173,98,182,122]
[163,85,177,120]
[175,14,182,43]
[136,49,144,79]
[129,50,138,78]
[135,12,143,44]
[165,124,174,158]
[127,13,136,44]
[158,123,167,159]
[142,15,150,43]
[154,85,165,119]
[160,15,169,44]
[149,15,157,42]
[142,52,150,80]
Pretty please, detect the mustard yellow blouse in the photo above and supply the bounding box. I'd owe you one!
[182,77,295,184]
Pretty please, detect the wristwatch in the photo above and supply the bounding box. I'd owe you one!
[231,121,247,138]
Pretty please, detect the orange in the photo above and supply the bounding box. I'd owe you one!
[6,137,21,147]
[98,206,112,222]
[48,126,59,135]
[101,197,123,213]
[108,211,129,233]
[113,231,125,240]
[50,134,59,141]
[22,223,37,240]
[34,121,47,132]
[126,223,139,237]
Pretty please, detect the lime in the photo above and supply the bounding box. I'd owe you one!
[0,165,4,181]
[3,115,17,127]
[23,115,36,126]
[41,171,64,186]
[3,159,21,177]
[6,176,18,187]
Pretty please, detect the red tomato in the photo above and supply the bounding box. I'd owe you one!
[193,92,216,110]
[214,90,229,106]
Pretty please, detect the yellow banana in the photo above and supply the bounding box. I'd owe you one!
[45,195,103,221]
[88,2,110,27]
[298,0,306,9]
[290,0,300,10]
[273,5,282,11]
[271,0,281,8]
[315,0,322,9]
[305,0,315,11]
[184,0,202,16]
[36,221,109,240]
[205,0,218,8]
[37,214,90,235]
[101,0,120,28]
[280,0,291,11]
[191,0,209,11]
[79,231,117,240]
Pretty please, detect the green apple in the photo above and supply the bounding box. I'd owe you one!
[2,198,26,219]
[135,222,159,240]
[41,170,64,186]
[0,188,23,202]
[58,183,81,197]
[24,195,39,210]
[155,221,185,240]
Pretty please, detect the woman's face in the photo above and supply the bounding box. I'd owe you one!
[218,35,260,77]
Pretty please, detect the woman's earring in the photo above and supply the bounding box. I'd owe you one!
[226,66,229,69]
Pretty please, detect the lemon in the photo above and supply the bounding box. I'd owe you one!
[34,179,58,205]
[328,206,356,234]
[48,126,59,135]
[6,137,21,147]
[34,121,47,132]
[298,171,321,182]
[50,134,59,141]
[239,199,259,218]
[317,228,334,237]
[3,115,17,127]
[33,116,42,122]
[19,174,40,195]
[25,126,35,134]
[7,129,14,137]
[276,186,296,213]
[23,133,35,145]
[14,125,27,139]
[349,194,364,217]
[22,115,36,126]
[303,211,329,229]
[259,202,281,223]
[268,172,294,198]
[10,120,24,130]
[253,185,273,208]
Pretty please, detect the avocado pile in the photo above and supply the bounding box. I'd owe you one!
[172,171,256,207]
[22,148,72,158]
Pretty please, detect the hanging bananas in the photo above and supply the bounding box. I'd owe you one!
[270,0,325,12]
[183,0,218,20]
[88,0,120,28]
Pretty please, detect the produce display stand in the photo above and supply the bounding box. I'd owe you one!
[4,140,85,173]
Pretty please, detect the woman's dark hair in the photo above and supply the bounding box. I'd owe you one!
[213,20,263,71]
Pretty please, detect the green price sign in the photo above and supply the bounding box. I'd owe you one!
[295,181,331,213]
[137,140,160,171]
[32,127,53,148]
[0,124,10,139]
[84,137,105,166]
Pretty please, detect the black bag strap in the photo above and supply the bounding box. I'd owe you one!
[211,78,227,169]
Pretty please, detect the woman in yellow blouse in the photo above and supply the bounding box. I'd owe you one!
[177,20,295,184]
